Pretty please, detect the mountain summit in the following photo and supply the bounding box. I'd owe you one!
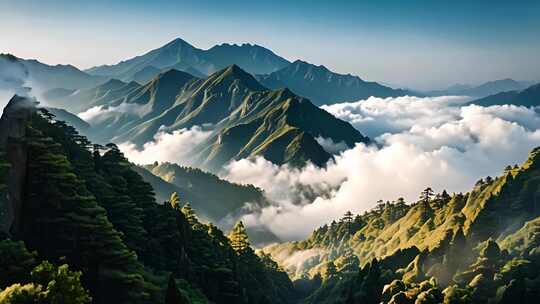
[85,38,290,83]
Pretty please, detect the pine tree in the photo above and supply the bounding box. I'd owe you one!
[0,239,37,289]
[419,187,435,205]
[229,221,250,255]
[324,261,337,279]
[181,202,198,226]
[342,211,354,235]
[98,145,148,253]
[170,192,181,210]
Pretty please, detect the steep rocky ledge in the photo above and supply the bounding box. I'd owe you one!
[0,95,36,236]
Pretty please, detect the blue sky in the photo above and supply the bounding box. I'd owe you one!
[1,0,539,89]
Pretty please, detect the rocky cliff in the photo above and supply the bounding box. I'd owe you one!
[0,95,36,236]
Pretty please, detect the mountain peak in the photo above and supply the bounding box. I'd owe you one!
[0,53,20,62]
[290,60,330,73]
[101,78,126,88]
[150,69,196,87]
[224,64,244,74]
[205,65,266,91]
[163,37,195,49]
[486,78,519,85]
[159,68,192,78]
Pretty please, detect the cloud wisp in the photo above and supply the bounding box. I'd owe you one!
[77,103,146,123]
[0,56,31,114]
[221,96,540,240]
[118,126,213,166]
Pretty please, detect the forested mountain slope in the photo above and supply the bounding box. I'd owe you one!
[264,147,540,303]
[0,96,296,304]
[141,162,265,220]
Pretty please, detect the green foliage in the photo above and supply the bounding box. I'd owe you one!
[143,162,265,221]
[267,146,540,303]
[0,283,43,304]
[3,106,297,304]
[21,113,149,303]
[0,240,37,289]
[229,221,250,255]
[442,285,472,304]
[0,261,91,304]
[181,203,199,226]
[30,261,92,304]
[170,192,181,210]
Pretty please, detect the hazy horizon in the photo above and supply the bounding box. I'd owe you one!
[2,0,540,90]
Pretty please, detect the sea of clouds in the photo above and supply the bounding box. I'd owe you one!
[219,96,540,240]
[117,95,540,241]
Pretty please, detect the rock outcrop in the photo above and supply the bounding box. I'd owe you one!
[0,95,36,236]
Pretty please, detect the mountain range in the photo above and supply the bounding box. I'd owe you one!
[425,78,535,98]
[82,38,413,105]
[0,53,106,91]
[3,95,538,304]
[468,82,540,107]
[47,65,370,171]
[85,38,290,82]
[256,60,413,105]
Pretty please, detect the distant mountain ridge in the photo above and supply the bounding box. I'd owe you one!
[0,53,106,91]
[85,38,290,83]
[426,78,534,98]
[257,60,414,105]
[468,82,540,107]
[84,38,413,105]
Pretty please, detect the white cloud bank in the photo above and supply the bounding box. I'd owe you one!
[118,126,212,165]
[221,96,540,240]
[77,103,145,123]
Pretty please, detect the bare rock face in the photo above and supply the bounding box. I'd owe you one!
[0,95,36,236]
